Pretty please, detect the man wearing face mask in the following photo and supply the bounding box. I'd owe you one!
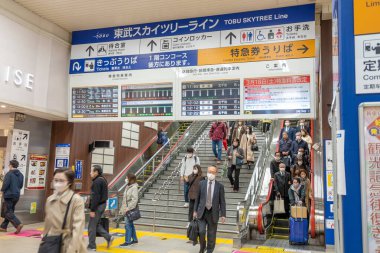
[0,160,23,233]
[194,166,226,253]
[180,147,201,208]
[280,120,296,141]
[88,165,113,251]
[297,119,310,135]
[270,152,283,178]
[290,132,309,163]
[273,163,292,216]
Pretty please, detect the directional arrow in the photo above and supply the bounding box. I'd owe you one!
[86,45,94,56]
[147,40,157,52]
[225,32,236,45]
[297,44,309,54]
[21,155,26,161]
[23,134,28,140]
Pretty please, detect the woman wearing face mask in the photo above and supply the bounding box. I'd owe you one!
[291,155,307,180]
[288,177,306,206]
[119,173,139,247]
[299,169,313,212]
[300,129,313,151]
[227,138,245,192]
[187,165,204,222]
[41,168,87,253]
[240,126,257,168]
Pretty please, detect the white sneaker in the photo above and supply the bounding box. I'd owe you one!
[184,203,189,207]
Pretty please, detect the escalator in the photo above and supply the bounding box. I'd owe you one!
[236,120,325,250]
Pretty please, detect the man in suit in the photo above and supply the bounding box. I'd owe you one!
[274,163,292,215]
[194,165,226,253]
[280,120,296,141]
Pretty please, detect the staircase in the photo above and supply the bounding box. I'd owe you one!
[270,217,290,240]
[134,123,266,238]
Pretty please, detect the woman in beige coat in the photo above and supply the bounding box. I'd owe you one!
[119,173,139,248]
[41,168,87,253]
[240,126,257,168]
[300,169,313,212]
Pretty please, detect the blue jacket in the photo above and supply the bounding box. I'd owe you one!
[290,139,309,157]
[279,138,292,154]
[280,127,296,141]
[1,169,24,199]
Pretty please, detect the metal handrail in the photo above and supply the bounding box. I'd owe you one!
[117,122,198,193]
[152,123,209,201]
[236,123,275,239]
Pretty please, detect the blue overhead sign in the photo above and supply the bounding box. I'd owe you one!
[72,4,315,45]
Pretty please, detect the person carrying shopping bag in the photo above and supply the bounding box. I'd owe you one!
[119,173,139,248]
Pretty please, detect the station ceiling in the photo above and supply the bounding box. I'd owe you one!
[13,0,331,32]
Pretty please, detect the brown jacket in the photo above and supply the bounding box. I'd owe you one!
[302,178,313,210]
[43,189,87,253]
[188,174,204,200]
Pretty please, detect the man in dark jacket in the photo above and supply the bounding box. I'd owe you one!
[88,165,113,251]
[270,152,283,178]
[194,165,226,253]
[290,132,309,162]
[0,160,24,233]
[279,132,292,169]
[273,163,292,215]
[209,121,227,164]
[280,120,296,141]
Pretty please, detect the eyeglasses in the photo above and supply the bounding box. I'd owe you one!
[52,179,68,183]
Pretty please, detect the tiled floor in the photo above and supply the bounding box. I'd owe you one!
[0,223,329,253]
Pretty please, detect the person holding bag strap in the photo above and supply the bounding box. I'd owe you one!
[119,173,139,248]
[40,168,86,253]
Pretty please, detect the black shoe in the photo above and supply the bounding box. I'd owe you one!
[119,242,131,248]
[131,240,138,245]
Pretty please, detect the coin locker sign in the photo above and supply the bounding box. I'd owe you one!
[69,4,316,121]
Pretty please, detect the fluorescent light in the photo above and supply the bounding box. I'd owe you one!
[0,105,6,108]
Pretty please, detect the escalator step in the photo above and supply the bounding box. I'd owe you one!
[271,234,289,240]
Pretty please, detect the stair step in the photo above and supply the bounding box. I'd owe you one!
[271,234,289,240]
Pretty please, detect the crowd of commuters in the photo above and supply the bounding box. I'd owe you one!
[272,119,313,216]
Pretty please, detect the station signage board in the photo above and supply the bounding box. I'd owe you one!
[69,4,316,121]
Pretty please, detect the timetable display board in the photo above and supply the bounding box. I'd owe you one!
[72,86,118,118]
[181,79,240,117]
[69,4,316,122]
[121,83,173,117]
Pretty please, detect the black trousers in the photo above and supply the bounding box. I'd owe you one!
[227,165,240,191]
[88,203,111,248]
[188,199,196,222]
[0,198,21,229]
[198,209,218,253]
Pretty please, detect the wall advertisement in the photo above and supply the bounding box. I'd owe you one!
[359,104,380,253]
[27,154,48,189]
[69,4,316,121]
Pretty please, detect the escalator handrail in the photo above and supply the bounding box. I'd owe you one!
[257,178,274,234]
[108,123,173,189]
[310,120,316,238]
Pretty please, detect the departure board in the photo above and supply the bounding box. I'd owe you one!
[181,79,240,116]
[121,83,173,117]
[72,86,118,118]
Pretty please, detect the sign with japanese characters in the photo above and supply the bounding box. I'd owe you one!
[354,0,380,94]
[324,140,335,245]
[359,104,380,253]
[55,144,70,170]
[27,154,48,189]
[10,129,30,195]
[69,4,316,121]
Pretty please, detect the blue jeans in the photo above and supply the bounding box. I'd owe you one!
[125,217,138,244]
[184,182,190,203]
[212,140,222,161]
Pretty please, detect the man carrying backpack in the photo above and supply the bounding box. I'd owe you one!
[180,147,200,207]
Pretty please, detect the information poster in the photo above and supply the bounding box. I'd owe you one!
[121,83,173,117]
[72,86,118,118]
[10,129,30,195]
[27,154,48,189]
[360,104,380,253]
[181,79,240,117]
[55,144,70,169]
[354,0,380,94]
[324,140,335,245]
[69,4,316,121]
[244,75,311,114]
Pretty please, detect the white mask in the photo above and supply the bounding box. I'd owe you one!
[187,154,193,158]
[298,161,303,166]
[125,178,129,184]
[207,173,216,181]
[193,169,198,175]
[285,122,290,126]
[53,182,68,193]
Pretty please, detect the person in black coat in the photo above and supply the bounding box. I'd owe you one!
[270,152,283,178]
[290,132,309,162]
[279,132,292,170]
[280,120,297,141]
[0,160,24,233]
[273,163,292,215]
[194,165,226,253]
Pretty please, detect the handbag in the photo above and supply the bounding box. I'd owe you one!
[38,193,74,253]
[251,143,259,151]
[273,196,285,214]
[126,205,141,221]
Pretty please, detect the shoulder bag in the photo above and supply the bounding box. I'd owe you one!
[38,193,74,253]
[126,205,141,221]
